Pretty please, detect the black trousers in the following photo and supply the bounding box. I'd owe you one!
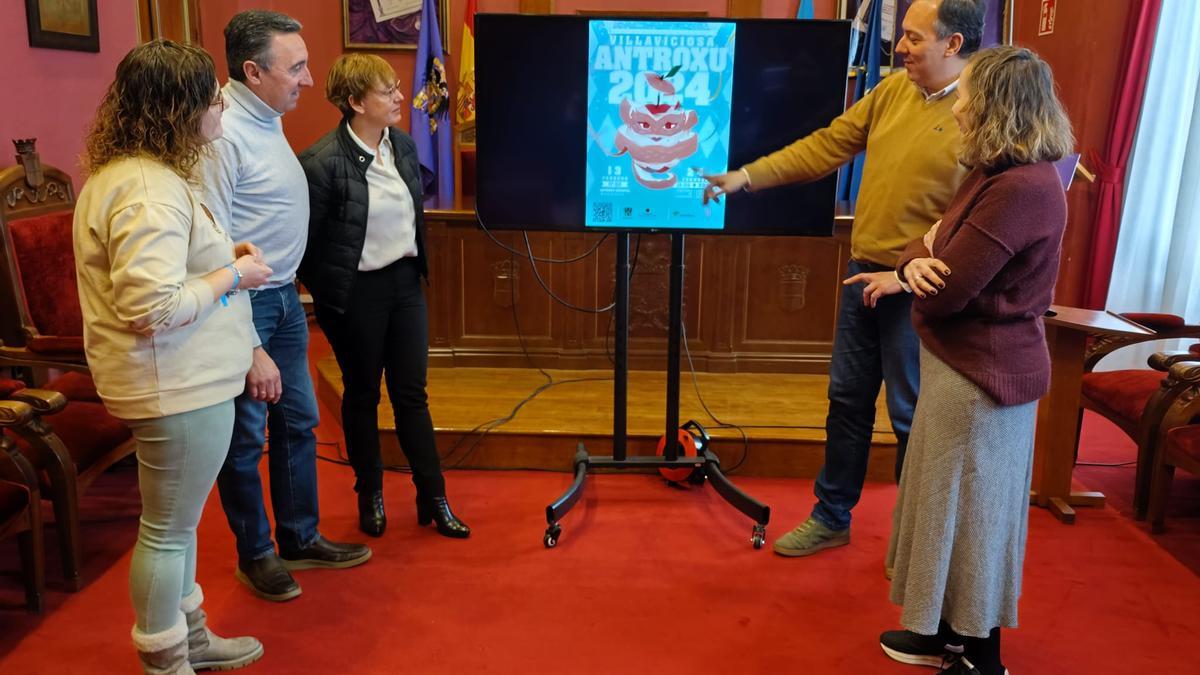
[314,257,445,498]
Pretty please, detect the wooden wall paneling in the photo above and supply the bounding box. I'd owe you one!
[558,232,596,368]
[456,230,556,358]
[734,236,844,362]
[425,219,843,372]
[425,220,453,361]
[701,234,740,373]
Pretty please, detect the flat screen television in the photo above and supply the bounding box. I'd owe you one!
[475,14,851,236]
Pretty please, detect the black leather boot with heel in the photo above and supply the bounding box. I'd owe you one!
[358,490,386,537]
[416,495,470,538]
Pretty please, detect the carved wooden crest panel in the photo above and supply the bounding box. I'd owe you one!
[776,264,809,312]
[491,259,518,308]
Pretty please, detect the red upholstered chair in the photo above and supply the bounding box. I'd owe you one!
[0,399,45,612]
[1079,312,1200,519]
[1,377,134,591]
[0,139,87,372]
[1147,361,1200,533]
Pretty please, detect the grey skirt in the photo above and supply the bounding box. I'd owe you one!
[886,345,1036,638]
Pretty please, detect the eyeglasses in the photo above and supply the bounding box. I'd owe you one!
[373,80,403,99]
[210,91,227,110]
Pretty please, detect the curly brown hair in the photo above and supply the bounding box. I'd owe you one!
[957,46,1075,171]
[83,40,218,176]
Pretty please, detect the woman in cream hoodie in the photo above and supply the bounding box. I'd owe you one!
[74,40,273,674]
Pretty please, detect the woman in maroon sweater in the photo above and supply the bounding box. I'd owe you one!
[874,46,1074,675]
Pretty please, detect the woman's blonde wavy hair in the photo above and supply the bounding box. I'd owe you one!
[957,46,1075,171]
[83,40,217,177]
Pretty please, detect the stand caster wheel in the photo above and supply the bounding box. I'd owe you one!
[544,524,562,549]
[751,524,766,550]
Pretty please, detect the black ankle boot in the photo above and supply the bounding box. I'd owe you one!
[416,495,470,538]
[358,490,386,537]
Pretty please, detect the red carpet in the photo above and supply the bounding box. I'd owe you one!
[1074,411,1200,575]
[2,447,1199,673]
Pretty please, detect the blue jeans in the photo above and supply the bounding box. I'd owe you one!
[811,260,920,531]
[217,283,321,560]
[127,401,233,635]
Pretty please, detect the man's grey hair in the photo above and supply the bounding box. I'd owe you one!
[935,0,987,57]
[224,9,302,82]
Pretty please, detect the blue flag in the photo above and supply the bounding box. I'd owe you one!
[838,0,882,204]
[410,0,455,209]
[796,0,815,20]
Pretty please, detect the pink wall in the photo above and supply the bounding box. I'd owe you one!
[0,2,140,188]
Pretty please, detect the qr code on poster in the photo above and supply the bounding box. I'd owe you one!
[592,202,613,223]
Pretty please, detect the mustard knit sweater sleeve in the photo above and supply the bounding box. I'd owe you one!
[740,73,900,189]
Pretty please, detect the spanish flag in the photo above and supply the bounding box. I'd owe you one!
[455,0,476,129]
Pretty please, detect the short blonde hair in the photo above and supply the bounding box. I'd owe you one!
[958,46,1075,170]
[325,53,397,119]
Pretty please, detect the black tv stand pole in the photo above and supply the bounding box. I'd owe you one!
[543,232,770,549]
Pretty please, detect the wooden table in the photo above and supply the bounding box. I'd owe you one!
[1032,305,1155,523]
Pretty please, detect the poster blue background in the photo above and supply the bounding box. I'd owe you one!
[585,20,736,230]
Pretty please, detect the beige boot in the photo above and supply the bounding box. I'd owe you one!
[182,585,264,671]
[132,615,195,675]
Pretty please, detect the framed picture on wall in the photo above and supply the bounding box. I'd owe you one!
[25,0,100,53]
[343,0,450,51]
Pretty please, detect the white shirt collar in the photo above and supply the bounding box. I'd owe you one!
[922,79,959,103]
[346,124,390,157]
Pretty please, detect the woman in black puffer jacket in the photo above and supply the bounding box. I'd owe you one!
[298,53,468,539]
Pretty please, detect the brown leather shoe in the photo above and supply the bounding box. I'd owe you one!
[279,535,372,570]
[235,554,301,602]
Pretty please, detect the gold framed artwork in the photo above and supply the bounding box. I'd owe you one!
[343,0,450,52]
[25,0,99,53]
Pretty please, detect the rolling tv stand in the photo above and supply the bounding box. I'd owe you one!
[542,232,771,549]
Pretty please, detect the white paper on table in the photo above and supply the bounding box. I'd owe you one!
[370,0,422,23]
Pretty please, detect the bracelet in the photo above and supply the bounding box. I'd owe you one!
[739,167,753,191]
[226,263,242,291]
[220,263,242,307]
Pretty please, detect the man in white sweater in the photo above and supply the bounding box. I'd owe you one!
[198,9,371,602]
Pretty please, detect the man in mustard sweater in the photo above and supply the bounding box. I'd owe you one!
[704,0,985,558]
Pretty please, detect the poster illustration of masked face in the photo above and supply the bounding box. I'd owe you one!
[586,20,736,230]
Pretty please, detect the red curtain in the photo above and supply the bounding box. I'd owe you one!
[1082,0,1164,309]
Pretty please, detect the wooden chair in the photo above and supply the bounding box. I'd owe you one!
[0,399,45,612]
[0,138,87,373]
[0,141,135,590]
[0,377,133,591]
[1147,361,1200,533]
[1078,313,1200,519]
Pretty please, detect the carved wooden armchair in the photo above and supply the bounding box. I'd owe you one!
[0,138,87,372]
[0,140,135,590]
[0,377,134,592]
[1147,361,1200,533]
[1079,313,1200,519]
[0,399,45,612]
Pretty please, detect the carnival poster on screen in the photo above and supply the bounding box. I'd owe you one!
[586,20,736,230]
